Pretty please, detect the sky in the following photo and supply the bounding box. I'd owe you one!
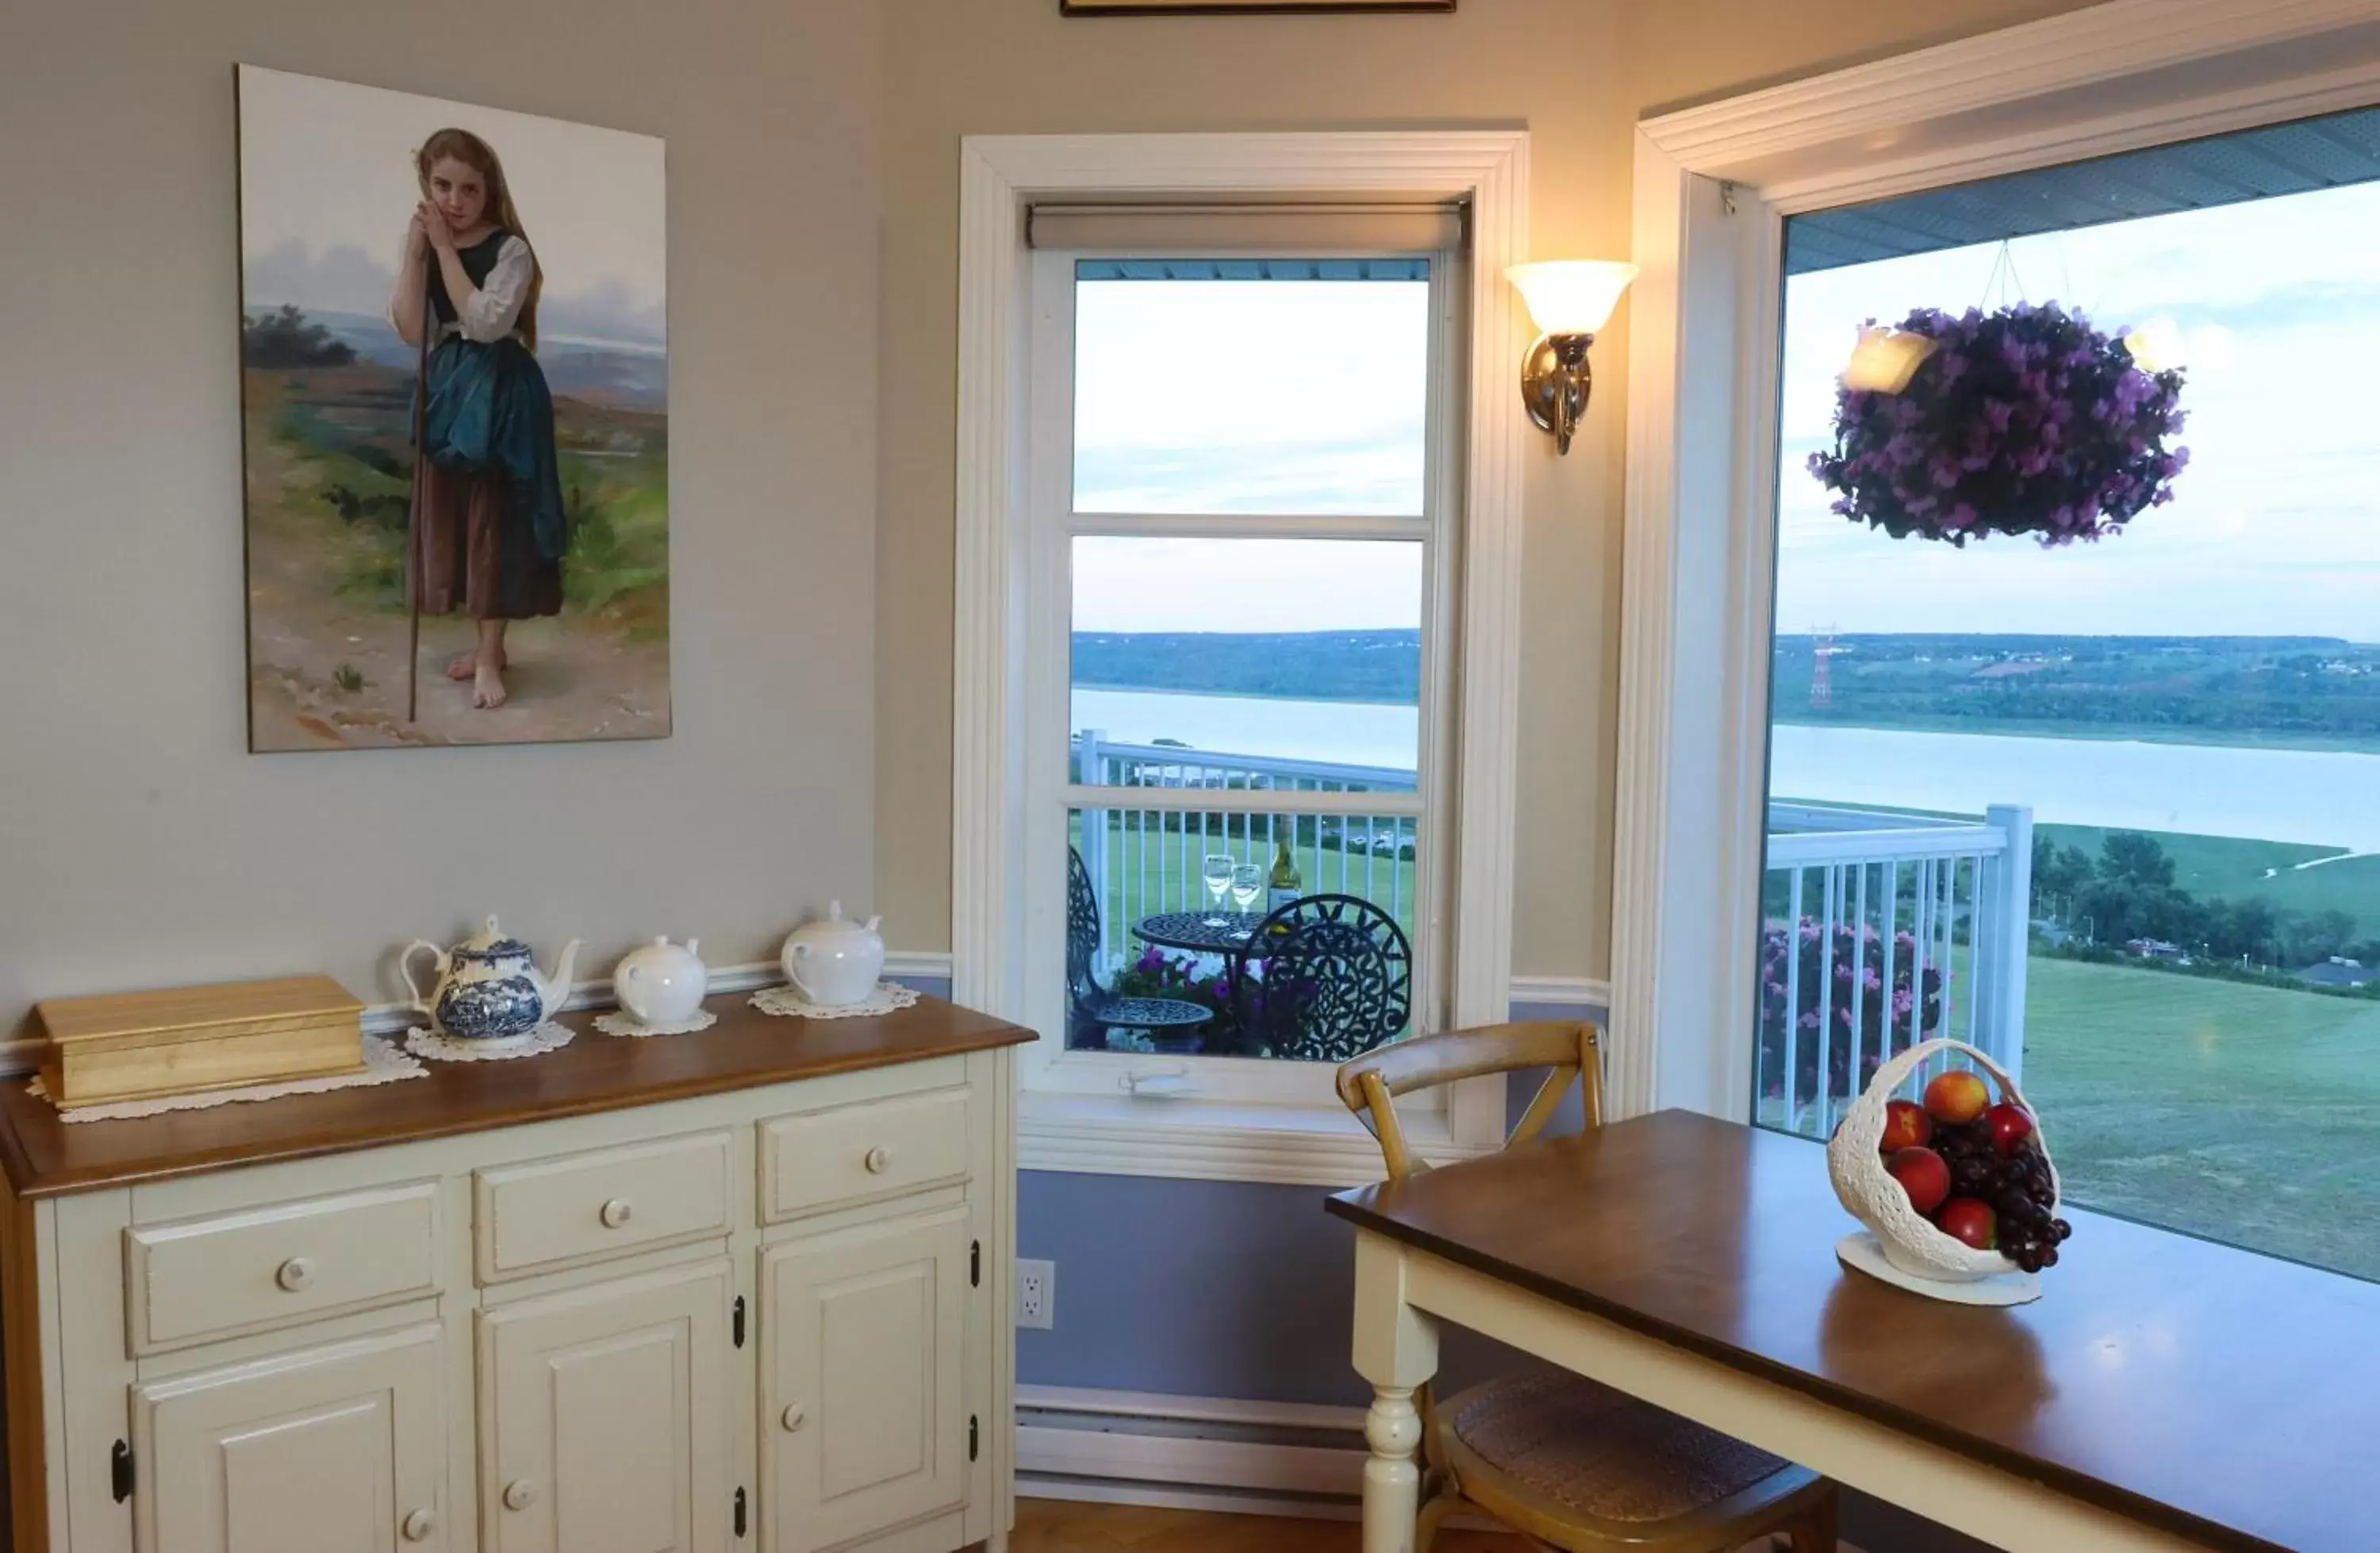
[1070,277,1429,632]
[1777,181,2380,642]
[238,65,665,339]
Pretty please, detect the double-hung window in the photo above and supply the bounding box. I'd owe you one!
[1020,217,1464,1118]
[955,136,1534,1184]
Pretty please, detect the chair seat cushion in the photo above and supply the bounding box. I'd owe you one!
[1088,996,1214,1029]
[1446,1371,1797,1526]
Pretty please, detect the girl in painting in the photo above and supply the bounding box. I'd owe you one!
[389,128,567,711]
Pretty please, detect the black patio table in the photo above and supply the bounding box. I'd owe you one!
[1131,910,1267,959]
[1131,911,1273,1051]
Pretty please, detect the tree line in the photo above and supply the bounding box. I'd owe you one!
[2030,830,2375,973]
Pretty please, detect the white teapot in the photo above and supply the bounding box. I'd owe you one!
[613,937,708,1027]
[781,902,885,1008]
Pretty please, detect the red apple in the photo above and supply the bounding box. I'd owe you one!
[1983,1102,2036,1156]
[1923,1068,1991,1125]
[1936,1197,1998,1251]
[1887,1146,1952,1216]
[1879,1099,1933,1153]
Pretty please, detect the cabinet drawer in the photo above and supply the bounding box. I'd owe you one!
[126,1182,441,1356]
[474,1130,731,1283]
[761,1088,969,1223]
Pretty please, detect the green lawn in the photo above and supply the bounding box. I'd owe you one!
[2021,954,2380,1281]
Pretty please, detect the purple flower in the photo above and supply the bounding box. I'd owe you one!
[1806,301,2187,546]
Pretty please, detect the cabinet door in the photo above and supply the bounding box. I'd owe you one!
[478,1257,733,1553]
[762,1209,968,1553]
[132,1323,447,1553]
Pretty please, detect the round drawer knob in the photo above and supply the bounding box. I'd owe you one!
[402,1507,438,1542]
[503,1479,539,1512]
[863,1146,894,1175]
[599,1198,635,1229]
[275,1257,317,1294]
[781,1403,807,1432]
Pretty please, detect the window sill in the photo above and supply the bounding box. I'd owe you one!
[1015,1089,1496,1187]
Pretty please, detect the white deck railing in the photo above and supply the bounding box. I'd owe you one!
[1072,730,1418,973]
[1758,802,2034,1139]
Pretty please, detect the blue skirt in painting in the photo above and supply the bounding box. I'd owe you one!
[411,336,568,620]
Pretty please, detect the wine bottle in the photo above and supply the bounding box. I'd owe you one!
[1268,823,1303,911]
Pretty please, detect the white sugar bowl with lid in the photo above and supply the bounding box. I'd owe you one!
[613,937,708,1027]
[781,902,885,1008]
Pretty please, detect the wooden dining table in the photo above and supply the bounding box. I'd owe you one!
[1326,1110,2379,1553]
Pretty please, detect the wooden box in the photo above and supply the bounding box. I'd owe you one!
[36,976,367,1108]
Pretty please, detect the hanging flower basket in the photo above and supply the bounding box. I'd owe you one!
[1808,302,2190,547]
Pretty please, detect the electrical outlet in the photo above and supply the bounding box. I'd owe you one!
[1015,1258,1055,1329]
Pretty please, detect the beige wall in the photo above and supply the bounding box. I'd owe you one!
[874,0,2091,981]
[0,0,881,1020]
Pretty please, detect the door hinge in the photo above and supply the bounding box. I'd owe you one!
[969,1414,979,1463]
[969,1240,981,1288]
[732,1295,746,1348]
[110,1439,134,1503]
[733,1486,747,1538]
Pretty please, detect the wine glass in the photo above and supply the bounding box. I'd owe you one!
[1229,864,1263,928]
[1200,853,1236,926]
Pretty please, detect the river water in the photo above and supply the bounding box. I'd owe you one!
[1073,686,2380,850]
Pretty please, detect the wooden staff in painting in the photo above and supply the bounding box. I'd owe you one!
[405,270,431,723]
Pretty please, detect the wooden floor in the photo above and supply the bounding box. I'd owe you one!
[1011,1498,1522,1551]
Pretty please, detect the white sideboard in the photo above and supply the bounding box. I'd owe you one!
[0,995,1030,1553]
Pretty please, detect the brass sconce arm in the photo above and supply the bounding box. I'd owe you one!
[1522,332,1595,456]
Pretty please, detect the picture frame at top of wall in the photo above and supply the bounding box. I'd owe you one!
[1062,0,1452,14]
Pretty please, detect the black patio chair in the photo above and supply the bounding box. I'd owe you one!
[1067,847,1215,1049]
[1234,892,1413,1063]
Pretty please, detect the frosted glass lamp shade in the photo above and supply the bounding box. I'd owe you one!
[1507,261,1641,338]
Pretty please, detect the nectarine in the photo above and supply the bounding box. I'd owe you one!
[1923,1068,1990,1125]
[1936,1197,1998,1251]
[1879,1098,1933,1153]
[1887,1146,1952,1215]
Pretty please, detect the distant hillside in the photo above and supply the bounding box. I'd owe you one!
[244,308,666,412]
[1073,630,1418,704]
[1772,633,2380,748]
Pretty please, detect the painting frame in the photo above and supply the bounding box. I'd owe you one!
[1061,0,1452,15]
[235,64,670,753]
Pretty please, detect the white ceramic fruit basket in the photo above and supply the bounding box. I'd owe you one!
[1829,1037,2060,1305]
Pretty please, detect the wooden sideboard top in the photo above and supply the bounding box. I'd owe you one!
[0,992,1033,1199]
[1329,1108,2380,1553]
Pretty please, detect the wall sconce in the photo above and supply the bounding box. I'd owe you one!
[1507,260,1640,454]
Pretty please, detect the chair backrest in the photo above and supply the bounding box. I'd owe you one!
[1334,1022,1605,1182]
[1065,847,1102,1010]
[1241,893,1412,1062]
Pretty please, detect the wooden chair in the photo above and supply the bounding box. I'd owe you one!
[1337,1023,1839,1553]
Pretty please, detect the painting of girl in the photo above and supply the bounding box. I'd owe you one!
[389,128,567,711]
[237,65,668,752]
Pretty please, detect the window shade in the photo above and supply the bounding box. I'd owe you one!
[1027,201,1466,255]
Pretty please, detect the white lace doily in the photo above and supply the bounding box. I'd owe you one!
[593,1008,720,1039]
[404,1021,576,1062]
[750,981,921,1021]
[31,1036,428,1122]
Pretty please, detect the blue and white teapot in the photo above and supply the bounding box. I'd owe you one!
[401,916,581,1042]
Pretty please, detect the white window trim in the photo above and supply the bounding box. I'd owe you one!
[1610,0,2380,1122]
[952,130,1533,1185]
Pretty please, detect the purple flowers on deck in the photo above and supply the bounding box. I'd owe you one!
[1808,302,2190,547]
[1757,919,1944,1102]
